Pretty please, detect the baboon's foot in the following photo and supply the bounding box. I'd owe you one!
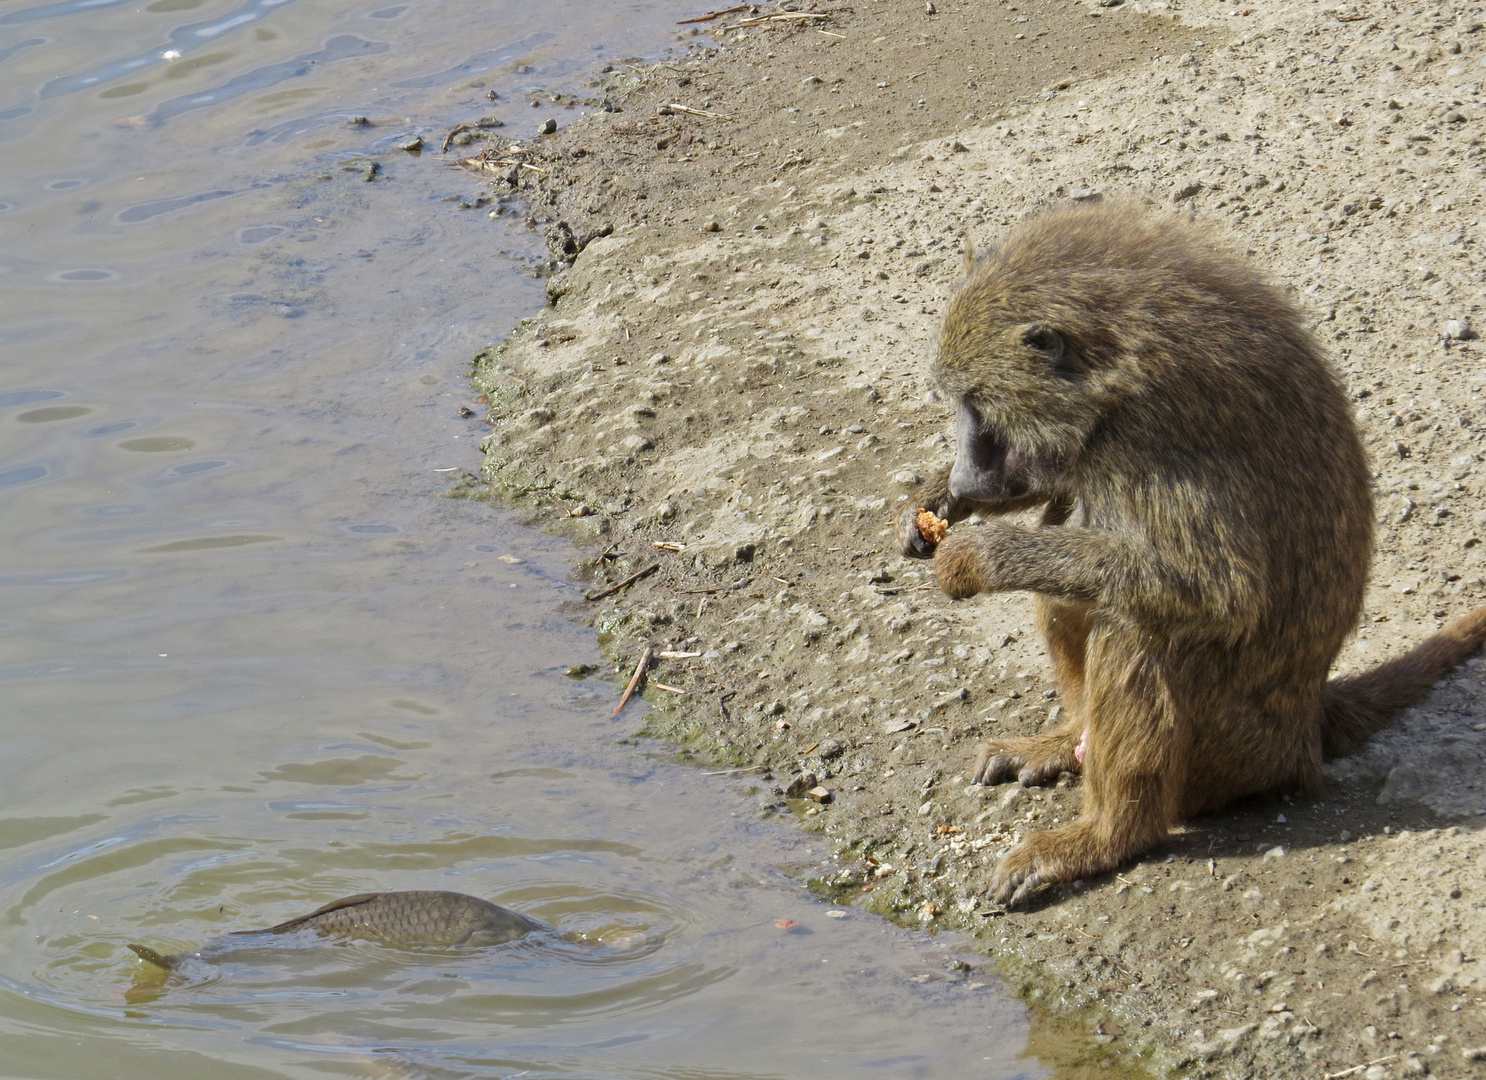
[986,823,1119,908]
[971,731,1080,787]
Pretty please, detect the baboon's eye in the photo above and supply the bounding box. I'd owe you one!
[1020,323,1080,379]
[1021,323,1063,355]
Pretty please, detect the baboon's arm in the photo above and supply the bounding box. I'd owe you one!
[933,521,1130,603]
[931,520,1223,626]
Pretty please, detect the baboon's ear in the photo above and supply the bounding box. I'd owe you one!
[962,239,977,274]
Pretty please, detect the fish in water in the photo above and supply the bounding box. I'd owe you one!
[129,890,546,970]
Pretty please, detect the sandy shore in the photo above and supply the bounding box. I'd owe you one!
[455,1,1486,1075]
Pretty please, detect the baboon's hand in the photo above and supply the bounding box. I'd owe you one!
[896,503,937,559]
[987,823,1116,908]
[933,528,1001,599]
[895,463,967,559]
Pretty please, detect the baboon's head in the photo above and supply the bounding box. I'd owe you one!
[932,264,1116,511]
[929,200,1252,512]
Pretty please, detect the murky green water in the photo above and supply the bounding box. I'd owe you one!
[0,2,1039,1077]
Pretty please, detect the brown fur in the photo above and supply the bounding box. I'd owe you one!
[894,200,1486,907]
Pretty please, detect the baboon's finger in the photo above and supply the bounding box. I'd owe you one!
[895,503,936,559]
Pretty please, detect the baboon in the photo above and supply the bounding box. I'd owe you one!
[896,200,1486,907]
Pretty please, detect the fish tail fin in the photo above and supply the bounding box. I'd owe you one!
[128,943,177,970]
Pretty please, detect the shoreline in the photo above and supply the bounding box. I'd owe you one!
[462,2,1486,1076]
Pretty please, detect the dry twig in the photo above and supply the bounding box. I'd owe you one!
[610,647,654,718]
[660,103,733,120]
[677,4,752,22]
[584,562,660,601]
[1324,1057,1398,1080]
[735,11,828,25]
[679,576,753,595]
[440,123,472,153]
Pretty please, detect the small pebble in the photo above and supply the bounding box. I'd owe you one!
[540,118,557,134]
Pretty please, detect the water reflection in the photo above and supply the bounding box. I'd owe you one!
[17,405,93,422]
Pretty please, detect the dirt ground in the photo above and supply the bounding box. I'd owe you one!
[440,0,1486,1075]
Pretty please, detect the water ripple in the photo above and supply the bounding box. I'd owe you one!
[138,35,389,127]
[30,0,300,100]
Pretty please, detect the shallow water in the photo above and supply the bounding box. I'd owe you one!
[0,2,1040,1077]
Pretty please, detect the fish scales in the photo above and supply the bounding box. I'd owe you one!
[261,892,503,945]
[129,889,544,970]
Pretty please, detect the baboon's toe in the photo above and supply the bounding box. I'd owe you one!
[971,749,1020,785]
[987,847,1050,908]
[1006,871,1051,909]
[1017,759,1069,787]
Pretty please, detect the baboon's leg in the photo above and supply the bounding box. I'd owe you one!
[987,660,1183,907]
[971,597,1091,787]
[1040,596,1090,721]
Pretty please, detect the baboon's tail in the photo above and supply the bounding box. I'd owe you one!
[1321,606,1486,758]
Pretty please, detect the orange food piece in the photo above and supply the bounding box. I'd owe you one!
[916,508,950,545]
